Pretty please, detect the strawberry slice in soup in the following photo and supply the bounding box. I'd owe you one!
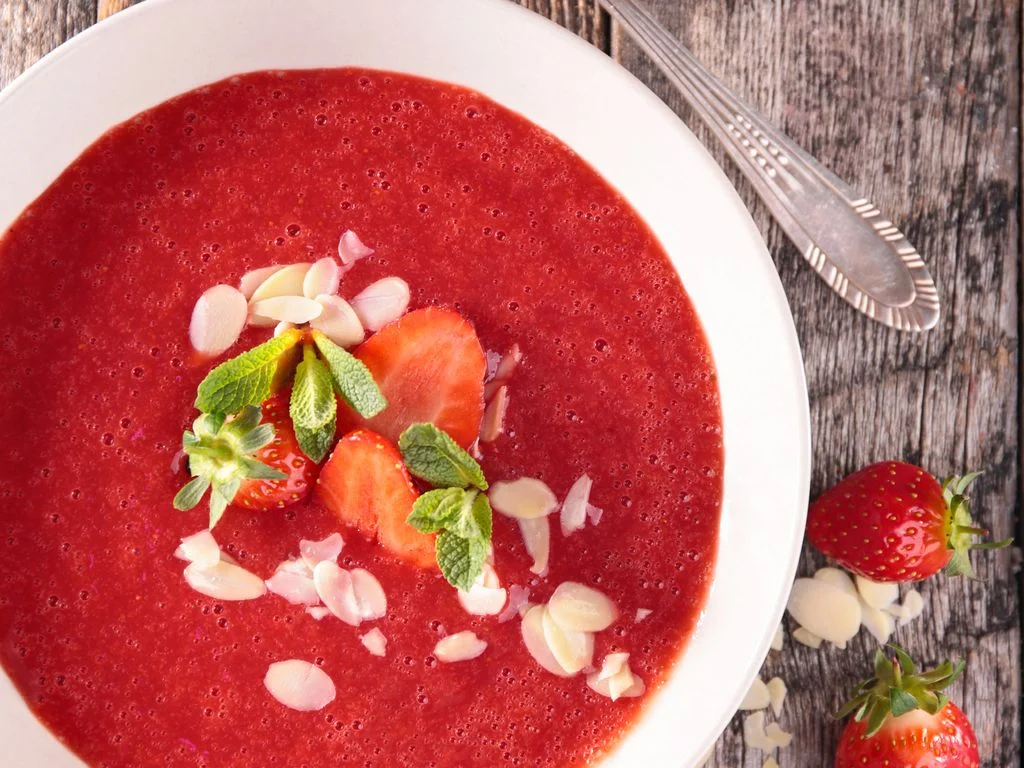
[343,307,486,449]
[315,428,435,568]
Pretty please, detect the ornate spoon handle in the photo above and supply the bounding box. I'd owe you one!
[600,0,939,331]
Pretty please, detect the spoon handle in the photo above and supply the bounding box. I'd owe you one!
[600,0,940,331]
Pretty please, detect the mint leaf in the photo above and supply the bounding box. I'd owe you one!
[311,330,387,419]
[294,423,335,464]
[398,423,487,490]
[436,530,488,591]
[407,488,465,533]
[195,329,302,414]
[290,345,337,462]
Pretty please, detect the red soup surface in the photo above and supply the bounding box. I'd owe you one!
[0,69,722,767]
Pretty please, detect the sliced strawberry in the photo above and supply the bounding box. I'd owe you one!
[342,307,486,449]
[315,428,435,568]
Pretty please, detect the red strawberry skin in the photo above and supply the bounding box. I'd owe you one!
[836,702,980,768]
[343,307,486,449]
[315,428,435,569]
[807,461,950,582]
[235,392,317,510]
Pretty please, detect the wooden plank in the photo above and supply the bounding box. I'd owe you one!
[0,1,96,88]
[611,1,1020,766]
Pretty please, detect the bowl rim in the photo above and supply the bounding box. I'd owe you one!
[0,0,811,765]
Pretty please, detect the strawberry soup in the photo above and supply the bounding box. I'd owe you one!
[0,69,722,767]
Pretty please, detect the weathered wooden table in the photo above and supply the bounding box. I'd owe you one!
[1,1,1019,766]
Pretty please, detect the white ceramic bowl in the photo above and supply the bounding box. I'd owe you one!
[0,0,810,765]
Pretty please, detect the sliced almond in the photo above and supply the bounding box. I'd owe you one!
[306,606,331,620]
[350,568,387,621]
[813,566,858,597]
[277,558,313,578]
[479,385,509,443]
[189,284,247,356]
[587,662,644,701]
[547,581,618,633]
[860,601,895,644]
[559,473,593,537]
[520,604,574,677]
[265,569,320,606]
[249,262,312,302]
[349,276,411,332]
[183,560,266,601]
[897,589,925,625]
[742,710,776,752]
[250,295,323,324]
[433,631,487,663]
[635,608,652,623]
[765,722,793,748]
[274,321,295,337]
[855,575,900,610]
[786,578,861,645]
[595,652,630,681]
[302,257,342,299]
[792,626,824,649]
[263,659,336,712]
[178,529,221,570]
[337,230,374,265]
[359,628,388,657]
[484,344,522,400]
[518,516,550,576]
[770,624,785,651]
[239,265,284,300]
[490,478,559,520]
[497,584,530,624]
[541,603,594,674]
[299,533,344,570]
[586,504,603,526]
[739,676,770,711]
[311,294,365,347]
[458,564,507,616]
[312,561,361,625]
[766,676,787,717]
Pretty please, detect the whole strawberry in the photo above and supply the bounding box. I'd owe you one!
[173,392,317,528]
[807,461,1010,582]
[835,645,979,768]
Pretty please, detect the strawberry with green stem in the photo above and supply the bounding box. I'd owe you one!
[175,327,386,526]
[835,644,979,768]
[807,461,1011,582]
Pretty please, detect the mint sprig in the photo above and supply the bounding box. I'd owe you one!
[290,344,337,462]
[312,330,387,419]
[400,423,492,590]
[174,406,287,528]
[195,329,303,414]
[399,423,488,491]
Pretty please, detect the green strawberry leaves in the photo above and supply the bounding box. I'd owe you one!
[195,329,303,414]
[312,330,387,419]
[174,405,287,528]
[290,344,337,462]
[399,423,487,491]
[837,644,967,737]
[400,423,492,590]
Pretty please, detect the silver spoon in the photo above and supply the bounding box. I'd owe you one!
[600,0,939,331]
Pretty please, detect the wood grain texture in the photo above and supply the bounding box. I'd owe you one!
[609,1,1021,766]
[0,0,1019,766]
